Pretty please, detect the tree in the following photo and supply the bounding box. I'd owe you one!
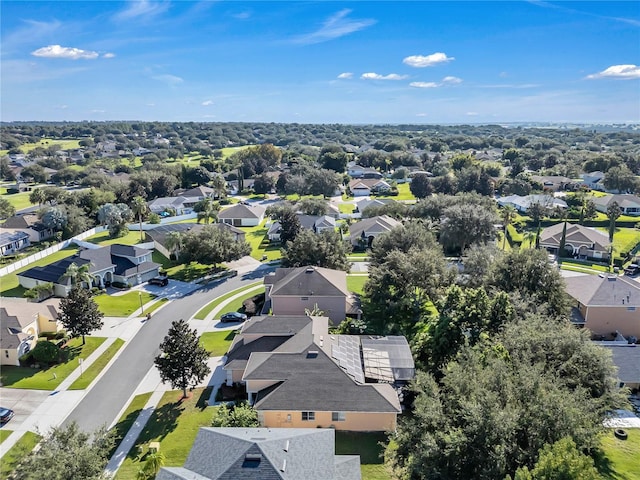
[131,196,147,242]
[306,168,341,198]
[11,422,115,480]
[279,207,302,244]
[40,206,67,231]
[606,201,621,243]
[154,319,211,398]
[557,221,568,258]
[194,197,220,224]
[0,198,15,220]
[603,165,638,193]
[97,203,133,238]
[180,225,251,265]
[58,286,104,345]
[31,340,61,365]
[29,188,45,206]
[21,163,48,183]
[211,401,259,427]
[298,197,329,216]
[439,204,497,254]
[580,198,597,224]
[281,229,351,271]
[319,146,349,172]
[409,173,433,199]
[164,231,183,259]
[252,172,276,196]
[528,202,547,247]
[61,262,94,287]
[500,205,517,250]
[140,451,166,479]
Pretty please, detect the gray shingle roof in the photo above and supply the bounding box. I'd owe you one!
[156,427,361,480]
[349,215,401,240]
[266,267,349,297]
[218,203,266,220]
[592,194,640,210]
[540,223,609,251]
[564,275,640,307]
[602,344,640,383]
[0,231,29,246]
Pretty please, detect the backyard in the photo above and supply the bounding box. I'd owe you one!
[335,431,390,480]
[597,428,640,480]
[242,220,281,261]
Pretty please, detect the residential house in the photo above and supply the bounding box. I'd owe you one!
[564,274,640,338]
[146,222,245,258]
[0,213,56,243]
[0,231,30,256]
[355,198,397,213]
[348,179,391,197]
[18,244,160,297]
[147,196,200,216]
[223,314,408,432]
[218,203,266,227]
[592,194,640,217]
[0,298,60,366]
[581,171,606,191]
[600,343,640,390]
[530,175,574,192]
[176,185,221,199]
[348,164,382,179]
[349,215,401,248]
[156,427,361,480]
[267,214,336,242]
[496,194,568,213]
[264,266,353,324]
[539,223,610,260]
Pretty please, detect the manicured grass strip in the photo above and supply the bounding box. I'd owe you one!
[108,392,153,458]
[144,298,169,315]
[199,330,237,356]
[85,230,143,246]
[596,428,640,480]
[0,430,12,444]
[0,245,79,297]
[394,182,416,202]
[218,287,265,319]
[194,282,262,320]
[0,337,106,390]
[94,291,156,317]
[335,431,390,480]
[115,388,215,480]
[0,431,41,478]
[68,338,125,390]
[347,274,368,295]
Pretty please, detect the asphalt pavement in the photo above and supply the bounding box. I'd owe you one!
[62,264,276,433]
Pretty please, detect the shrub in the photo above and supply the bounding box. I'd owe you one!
[148,213,161,224]
[23,282,54,302]
[111,281,130,289]
[31,341,61,365]
[506,224,523,244]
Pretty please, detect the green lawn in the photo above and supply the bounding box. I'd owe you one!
[0,138,82,156]
[347,275,368,295]
[68,338,124,390]
[86,230,144,246]
[0,245,79,297]
[194,282,263,320]
[216,286,265,319]
[338,202,356,214]
[115,388,215,480]
[108,392,153,458]
[0,431,41,478]
[597,428,640,480]
[0,430,12,444]
[0,190,32,211]
[199,330,236,356]
[242,220,281,261]
[392,183,416,202]
[335,431,390,480]
[94,291,156,317]
[0,337,106,390]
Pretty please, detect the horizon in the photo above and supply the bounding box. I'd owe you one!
[2,1,639,124]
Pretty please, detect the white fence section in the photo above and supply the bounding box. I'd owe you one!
[127,212,198,231]
[0,226,108,277]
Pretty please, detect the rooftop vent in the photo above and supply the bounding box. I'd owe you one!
[284,440,290,452]
[307,350,319,358]
[242,454,262,468]
[281,459,287,472]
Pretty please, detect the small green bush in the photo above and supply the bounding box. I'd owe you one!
[31,341,61,365]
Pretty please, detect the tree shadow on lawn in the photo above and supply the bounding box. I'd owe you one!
[195,386,212,411]
[125,404,182,460]
[593,448,622,480]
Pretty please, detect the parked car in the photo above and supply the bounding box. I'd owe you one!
[624,264,639,276]
[148,276,169,286]
[220,311,248,323]
[0,407,15,424]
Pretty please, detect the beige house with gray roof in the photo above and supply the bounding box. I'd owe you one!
[540,223,610,260]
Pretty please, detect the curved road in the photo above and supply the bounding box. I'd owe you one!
[63,265,276,433]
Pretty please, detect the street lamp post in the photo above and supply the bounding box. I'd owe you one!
[139,291,144,315]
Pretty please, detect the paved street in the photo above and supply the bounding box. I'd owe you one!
[63,264,276,433]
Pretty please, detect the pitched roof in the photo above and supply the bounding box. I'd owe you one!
[246,343,401,413]
[1,213,45,230]
[348,178,390,190]
[146,222,244,245]
[564,274,640,307]
[181,186,215,197]
[110,244,149,258]
[540,223,609,250]
[349,215,401,239]
[356,198,396,212]
[0,231,29,246]
[156,427,361,480]
[218,203,266,220]
[602,345,640,383]
[592,194,640,209]
[266,266,349,297]
[0,299,60,349]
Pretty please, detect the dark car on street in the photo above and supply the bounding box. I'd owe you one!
[0,407,15,424]
[624,264,639,276]
[148,276,169,286]
[220,311,248,323]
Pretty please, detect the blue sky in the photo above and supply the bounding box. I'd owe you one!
[2,1,639,123]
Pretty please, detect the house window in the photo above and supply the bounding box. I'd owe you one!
[301,411,315,421]
[301,297,309,301]
[332,412,346,422]
[628,307,636,311]
[5,350,8,358]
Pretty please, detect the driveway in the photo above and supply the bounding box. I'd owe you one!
[0,389,50,431]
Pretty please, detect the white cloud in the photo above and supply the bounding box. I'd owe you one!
[416,113,428,117]
[293,9,376,45]
[586,64,640,80]
[91,109,106,113]
[466,112,478,116]
[31,45,99,60]
[403,52,454,68]
[103,53,116,59]
[442,76,462,84]
[114,0,170,21]
[152,74,183,86]
[337,72,353,79]
[361,72,407,80]
[202,100,214,106]
[410,81,439,88]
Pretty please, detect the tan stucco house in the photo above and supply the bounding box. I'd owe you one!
[565,274,640,338]
[218,203,265,227]
[349,215,401,249]
[540,223,610,260]
[1,298,61,366]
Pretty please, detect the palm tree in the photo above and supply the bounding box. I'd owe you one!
[62,262,94,288]
[164,231,183,260]
[143,450,165,478]
[196,198,220,224]
[131,196,148,242]
[210,174,227,200]
[523,230,537,249]
[29,188,45,207]
[500,205,517,250]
